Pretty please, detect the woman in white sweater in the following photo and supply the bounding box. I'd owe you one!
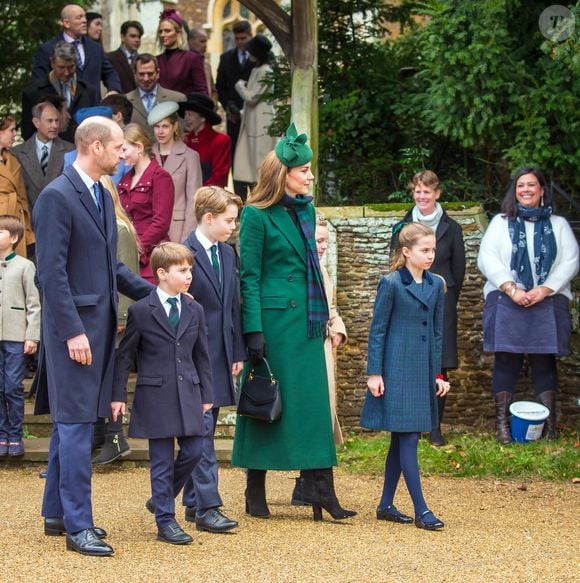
[477,167,578,443]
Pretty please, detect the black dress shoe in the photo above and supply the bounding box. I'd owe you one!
[44,517,107,539]
[184,506,197,523]
[414,510,444,531]
[146,498,155,514]
[195,508,238,533]
[66,529,114,556]
[157,521,193,545]
[376,506,413,524]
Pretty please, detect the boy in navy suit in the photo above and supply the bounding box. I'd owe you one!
[112,242,213,545]
[181,186,245,533]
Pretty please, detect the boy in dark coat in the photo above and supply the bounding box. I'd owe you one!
[112,242,213,545]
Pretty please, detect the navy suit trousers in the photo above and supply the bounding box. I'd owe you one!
[41,422,93,533]
[149,435,203,528]
[181,408,222,512]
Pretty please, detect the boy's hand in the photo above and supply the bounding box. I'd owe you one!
[367,375,384,397]
[67,333,92,365]
[24,340,38,355]
[202,402,213,414]
[232,361,244,376]
[111,401,126,422]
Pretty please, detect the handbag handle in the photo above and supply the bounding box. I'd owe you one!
[248,357,276,384]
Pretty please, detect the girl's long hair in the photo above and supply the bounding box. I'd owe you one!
[100,175,142,254]
[390,222,435,272]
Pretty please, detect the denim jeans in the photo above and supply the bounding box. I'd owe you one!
[0,341,26,441]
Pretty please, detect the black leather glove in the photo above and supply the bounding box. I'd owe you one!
[245,332,265,366]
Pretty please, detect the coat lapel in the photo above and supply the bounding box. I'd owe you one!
[176,294,196,339]
[20,139,45,192]
[399,267,436,308]
[190,233,222,300]
[153,142,186,175]
[149,291,176,338]
[267,204,307,265]
[219,241,235,305]
[435,214,449,242]
[64,166,106,237]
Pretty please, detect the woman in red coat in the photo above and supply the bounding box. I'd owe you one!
[118,123,174,283]
[157,9,208,96]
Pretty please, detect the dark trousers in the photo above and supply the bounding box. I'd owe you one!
[149,435,204,528]
[42,422,93,533]
[181,408,222,512]
[0,341,26,441]
[492,352,558,394]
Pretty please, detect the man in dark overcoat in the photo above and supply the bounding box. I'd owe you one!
[33,117,152,556]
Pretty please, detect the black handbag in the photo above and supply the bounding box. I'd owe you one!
[237,358,282,423]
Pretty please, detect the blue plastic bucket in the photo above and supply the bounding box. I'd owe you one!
[509,401,550,443]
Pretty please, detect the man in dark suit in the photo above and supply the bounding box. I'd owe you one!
[13,101,74,209]
[106,20,143,94]
[31,3,121,94]
[216,20,255,196]
[33,117,152,556]
[125,54,185,138]
[22,41,98,142]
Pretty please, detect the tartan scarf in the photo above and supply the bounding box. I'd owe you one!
[508,203,557,290]
[280,194,328,337]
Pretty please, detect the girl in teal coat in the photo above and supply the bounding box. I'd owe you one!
[232,123,355,521]
[361,222,450,530]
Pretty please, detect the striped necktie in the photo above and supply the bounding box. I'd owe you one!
[40,145,49,175]
[72,40,84,71]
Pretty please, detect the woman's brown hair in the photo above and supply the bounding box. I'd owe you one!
[246,151,289,209]
[123,123,153,159]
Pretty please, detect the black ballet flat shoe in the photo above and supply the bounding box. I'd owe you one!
[376,505,413,524]
[414,510,444,531]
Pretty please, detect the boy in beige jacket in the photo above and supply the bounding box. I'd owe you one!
[0,215,40,456]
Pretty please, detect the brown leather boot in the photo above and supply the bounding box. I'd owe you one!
[537,391,558,440]
[494,391,513,444]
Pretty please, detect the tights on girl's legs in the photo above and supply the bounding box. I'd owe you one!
[379,432,436,522]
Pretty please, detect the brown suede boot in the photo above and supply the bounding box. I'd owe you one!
[494,391,513,444]
[537,390,558,440]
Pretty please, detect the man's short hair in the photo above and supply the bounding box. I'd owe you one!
[233,20,252,35]
[188,27,206,41]
[133,53,159,72]
[121,20,144,37]
[101,95,133,125]
[51,40,77,62]
[150,242,194,281]
[31,101,58,120]
[75,117,115,152]
[0,215,24,246]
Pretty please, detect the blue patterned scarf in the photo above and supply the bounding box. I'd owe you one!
[508,204,557,290]
[280,194,328,337]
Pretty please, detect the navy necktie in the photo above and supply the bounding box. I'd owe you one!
[92,182,104,221]
[210,244,221,289]
[72,40,84,71]
[167,297,179,330]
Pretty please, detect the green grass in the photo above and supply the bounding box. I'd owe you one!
[337,430,580,481]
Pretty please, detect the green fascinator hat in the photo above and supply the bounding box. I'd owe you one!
[275,122,313,168]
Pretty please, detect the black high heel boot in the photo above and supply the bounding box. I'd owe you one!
[290,471,310,506]
[245,469,270,518]
[310,468,357,521]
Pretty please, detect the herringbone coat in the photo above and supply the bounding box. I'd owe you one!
[360,268,444,433]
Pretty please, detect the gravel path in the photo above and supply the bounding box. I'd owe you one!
[0,466,577,582]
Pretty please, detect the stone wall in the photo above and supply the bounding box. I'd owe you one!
[318,206,580,433]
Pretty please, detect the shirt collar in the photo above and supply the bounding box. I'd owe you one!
[139,86,157,98]
[195,229,217,252]
[63,32,81,44]
[35,135,53,154]
[72,161,97,192]
[157,286,180,307]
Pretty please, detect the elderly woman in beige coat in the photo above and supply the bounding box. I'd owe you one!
[291,215,347,505]
[148,101,203,243]
[233,34,277,188]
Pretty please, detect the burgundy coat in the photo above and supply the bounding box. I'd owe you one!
[157,49,208,96]
[118,158,174,282]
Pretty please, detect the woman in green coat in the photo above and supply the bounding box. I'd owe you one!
[232,124,355,521]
